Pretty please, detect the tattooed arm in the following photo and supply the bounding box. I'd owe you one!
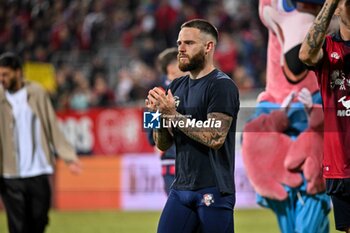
[166,112,233,150]
[299,0,340,66]
[153,127,174,151]
[154,112,232,151]
[147,87,234,150]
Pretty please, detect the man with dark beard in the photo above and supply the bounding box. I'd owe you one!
[146,19,240,233]
[0,53,82,233]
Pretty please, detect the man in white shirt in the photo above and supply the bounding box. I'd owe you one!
[0,52,82,233]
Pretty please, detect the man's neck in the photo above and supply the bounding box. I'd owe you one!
[340,25,350,41]
[8,81,25,93]
[189,65,215,80]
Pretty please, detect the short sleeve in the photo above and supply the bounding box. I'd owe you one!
[207,77,240,117]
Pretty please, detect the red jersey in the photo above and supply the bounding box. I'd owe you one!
[315,32,350,178]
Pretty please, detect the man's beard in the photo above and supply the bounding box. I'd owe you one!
[6,76,19,92]
[178,49,205,72]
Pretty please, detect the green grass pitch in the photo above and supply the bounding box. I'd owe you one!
[0,208,337,233]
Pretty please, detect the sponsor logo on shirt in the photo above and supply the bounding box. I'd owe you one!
[337,96,350,117]
[174,96,180,108]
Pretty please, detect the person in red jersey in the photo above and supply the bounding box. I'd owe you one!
[300,0,350,232]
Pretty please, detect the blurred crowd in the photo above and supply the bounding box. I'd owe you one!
[0,0,267,111]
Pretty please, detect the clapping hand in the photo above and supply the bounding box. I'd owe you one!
[146,87,176,116]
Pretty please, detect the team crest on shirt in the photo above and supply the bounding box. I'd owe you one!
[174,96,180,108]
[331,52,340,60]
[202,194,215,207]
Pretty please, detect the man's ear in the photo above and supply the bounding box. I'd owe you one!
[206,41,214,53]
[334,6,340,17]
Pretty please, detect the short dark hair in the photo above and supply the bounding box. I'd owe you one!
[157,47,178,74]
[181,19,219,44]
[0,52,23,70]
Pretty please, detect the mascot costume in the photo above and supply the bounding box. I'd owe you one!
[242,0,331,232]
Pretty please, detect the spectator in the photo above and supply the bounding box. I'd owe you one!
[69,70,91,111]
[0,0,267,108]
[91,74,115,107]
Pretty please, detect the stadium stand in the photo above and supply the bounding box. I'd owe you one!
[0,0,267,110]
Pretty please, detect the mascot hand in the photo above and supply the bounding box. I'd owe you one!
[242,111,303,200]
[284,128,325,194]
[298,88,313,110]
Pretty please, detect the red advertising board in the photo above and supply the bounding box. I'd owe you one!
[56,107,154,155]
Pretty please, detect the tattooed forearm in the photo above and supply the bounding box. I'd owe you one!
[300,0,339,65]
[307,1,338,49]
[153,128,173,151]
[166,112,233,150]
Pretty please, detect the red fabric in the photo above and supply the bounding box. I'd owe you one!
[314,35,350,178]
[214,45,237,74]
[161,166,166,176]
[284,105,326,194]
[242,111,302,201]
[284,129,325,194]
[169,165,175,175]
[161,165,175,176]
[308,104,324,131]
[155,4,178,32]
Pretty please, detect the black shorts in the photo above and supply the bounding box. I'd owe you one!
[326,178,350,231]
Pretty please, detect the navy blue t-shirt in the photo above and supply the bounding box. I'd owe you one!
[167,69,240,194]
